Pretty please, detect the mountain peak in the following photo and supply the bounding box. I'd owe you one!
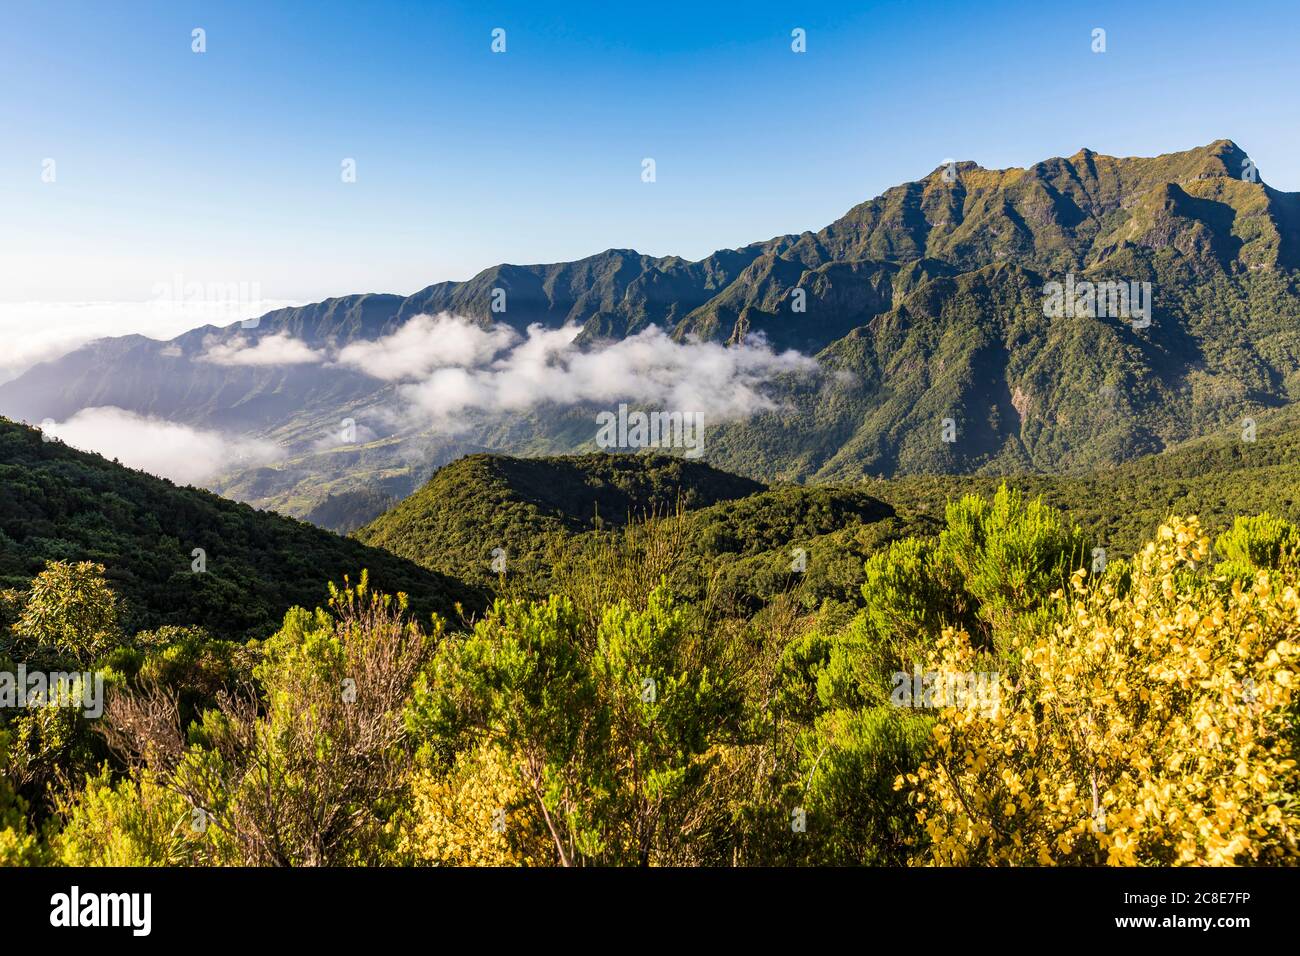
[1189,138,1251,178]
[1105,138,1254,182]
[926,159,983,181]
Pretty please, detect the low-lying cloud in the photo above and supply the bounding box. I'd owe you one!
[200,331,325,366]
[382,317,819,425]
[192,313,819,429]
[90,313,818,448]
[40,407,281,486]
[336,313,519,381]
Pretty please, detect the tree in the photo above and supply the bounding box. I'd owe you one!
[848,485,1088,675]
[591,588,739,864]
[935,484,1090,644]
[412,594,596,866]
[14,561,119,662]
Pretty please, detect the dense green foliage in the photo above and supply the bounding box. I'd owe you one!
[356,452,764,590]
[14,475,1291,868]
[303,487,399,535]
[355,397,1300,614]
[874,398,1300,558]
[4,393,1300,866]
[0,416,484,638]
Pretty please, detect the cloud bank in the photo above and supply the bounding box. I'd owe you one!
[40,407,281,486]
[199,331,325,366]
[190,313,818,428]
[33,315,818,472]
[335,313,519,381]
[396,322,817,424]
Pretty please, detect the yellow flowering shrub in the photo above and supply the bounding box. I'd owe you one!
[402,742,551,866]
[897,516,1299,866]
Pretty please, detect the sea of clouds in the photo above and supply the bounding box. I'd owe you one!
[194,312,817,426]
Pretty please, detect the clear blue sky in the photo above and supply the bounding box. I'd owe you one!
[2,0,1298,302]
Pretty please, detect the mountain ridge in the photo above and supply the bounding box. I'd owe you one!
[3,139,1298,524]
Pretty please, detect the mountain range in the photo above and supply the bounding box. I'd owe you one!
[4,139,1299,531]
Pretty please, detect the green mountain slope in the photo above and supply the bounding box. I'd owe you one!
[354,452,765,587]
[353,403,1300,614]
[0,416,484,638]
[874,399,1300,558]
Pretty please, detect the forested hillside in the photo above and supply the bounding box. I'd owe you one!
[355,452,766,588]
[0,416,484,638]
[351,402,1300,608]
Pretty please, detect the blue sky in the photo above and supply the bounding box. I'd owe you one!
[2,0,1299,304]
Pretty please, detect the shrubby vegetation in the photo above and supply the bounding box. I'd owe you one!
[4,475,1296,866]
[903,516,1299,865]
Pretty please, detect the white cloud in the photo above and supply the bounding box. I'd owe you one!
[396,318,819,425]
[199,331,324,366]
[40,407,282,486]
[17,312,820,465]
[335,313,519,381]
[0,299,301,384]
